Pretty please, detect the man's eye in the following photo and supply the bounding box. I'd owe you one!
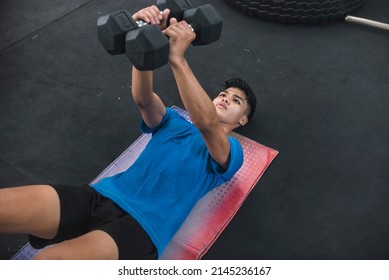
[234,99,241,105]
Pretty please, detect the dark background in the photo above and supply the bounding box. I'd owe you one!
[0,0,388,259]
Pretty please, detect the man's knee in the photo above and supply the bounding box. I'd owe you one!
[32,237,83,260]
[32,245,68,260]
[0,185,60,236]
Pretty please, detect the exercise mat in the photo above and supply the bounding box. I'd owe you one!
[12,106,278,260]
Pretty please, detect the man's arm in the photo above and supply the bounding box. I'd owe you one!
[163,20,231,169]
[131,68,165,129]
[131,6,169,129]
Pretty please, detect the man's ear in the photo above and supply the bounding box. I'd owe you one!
[238,115,249,127]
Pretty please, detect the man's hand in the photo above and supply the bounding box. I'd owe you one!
[133,5,170,29]
[162,18,196,66]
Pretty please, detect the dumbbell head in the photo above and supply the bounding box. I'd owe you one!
[183,4,223,46]
[125,25,169,71]
[157,0,192,22]
[97,10,138,54]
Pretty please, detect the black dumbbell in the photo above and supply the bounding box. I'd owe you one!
[97,2,223,70]
[125,4,223,70]
[124,25,169,71]
[97,0,192,55]
[157,0,192,23]
[182,4,223,46]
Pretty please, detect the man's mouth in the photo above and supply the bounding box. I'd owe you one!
[216,102,227,110]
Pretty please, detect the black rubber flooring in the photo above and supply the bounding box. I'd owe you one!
[0,0,388,260]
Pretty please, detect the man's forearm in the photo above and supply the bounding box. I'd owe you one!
[131,67,154,107]
[170,59,218,130]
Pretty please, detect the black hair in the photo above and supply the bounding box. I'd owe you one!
[224,78,257,120]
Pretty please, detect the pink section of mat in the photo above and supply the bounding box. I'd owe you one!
[12,106,277,260]
[159,127,278,259]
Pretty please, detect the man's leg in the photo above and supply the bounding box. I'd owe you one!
[1,185,120,259]
[0,185,60,239]
[33,230,119,260]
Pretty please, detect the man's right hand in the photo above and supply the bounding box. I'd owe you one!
[133,5,170,30]
[162,18,196,67]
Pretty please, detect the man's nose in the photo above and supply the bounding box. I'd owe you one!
[222,98,229,104]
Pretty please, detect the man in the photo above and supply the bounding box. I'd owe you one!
[0,6,256,260]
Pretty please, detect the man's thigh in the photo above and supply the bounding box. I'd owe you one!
[0,185,60,239]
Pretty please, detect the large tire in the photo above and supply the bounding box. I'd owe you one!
[224,0,366,24]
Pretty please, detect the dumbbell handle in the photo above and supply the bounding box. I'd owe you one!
[136,20,194,32]
[135,20,149,28]
[134,11,163,28]
[134,12,194,32]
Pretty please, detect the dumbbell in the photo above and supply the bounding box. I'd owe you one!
[98,12,169,70]
[125,4,223,70]
[97,2,223,70]
[97,0,192,55]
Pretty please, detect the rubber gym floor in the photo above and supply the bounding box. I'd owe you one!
[0,0,388,260]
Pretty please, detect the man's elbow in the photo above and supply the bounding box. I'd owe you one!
[194,117,219,132]
[132,91,154,108]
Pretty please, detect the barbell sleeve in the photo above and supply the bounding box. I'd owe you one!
[345,15,389,31]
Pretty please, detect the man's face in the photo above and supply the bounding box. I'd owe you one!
[212,87,249,128]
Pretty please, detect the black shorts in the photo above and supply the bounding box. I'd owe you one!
[28,184,157,260]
